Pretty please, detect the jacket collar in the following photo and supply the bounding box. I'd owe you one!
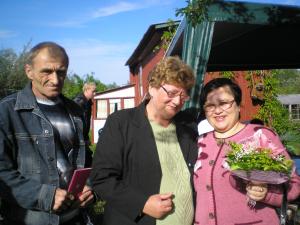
[14,82,70,113]
[14,82,38,110]
[131,100,151,128]
[133,100,181,128]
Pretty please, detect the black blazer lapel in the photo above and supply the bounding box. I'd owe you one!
[131,101,162,189]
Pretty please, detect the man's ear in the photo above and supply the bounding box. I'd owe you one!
[25,64,33,80]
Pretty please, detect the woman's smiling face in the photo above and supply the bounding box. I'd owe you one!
[204,86,240,133]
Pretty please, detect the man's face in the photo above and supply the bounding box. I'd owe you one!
[25,48,68,100]
[85,87,96,100]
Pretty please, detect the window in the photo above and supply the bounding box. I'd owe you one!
[124,98,135,109]
[97,100,107,119]
[109,99,121,114]
[139,66,143,97]
[284,104,300,121]
[283,104,289,110]
[291,104,300,120]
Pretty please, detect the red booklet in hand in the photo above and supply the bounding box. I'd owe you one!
[68,168,91,198]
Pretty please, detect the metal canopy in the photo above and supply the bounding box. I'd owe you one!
[208,22,300,71]
[167,1,300,71]
[166,0,300,108]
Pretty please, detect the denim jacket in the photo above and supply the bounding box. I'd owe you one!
[0,83,88,225]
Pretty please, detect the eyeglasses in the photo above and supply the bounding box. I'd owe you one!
[160,86,190,102]
[203,100,235,112]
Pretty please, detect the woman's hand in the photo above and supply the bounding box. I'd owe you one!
[142,193,173,219]
[246,181,268,202]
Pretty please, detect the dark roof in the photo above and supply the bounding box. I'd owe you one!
[166,0,300,71]
[125,21,180,67]
[278,94,300,105]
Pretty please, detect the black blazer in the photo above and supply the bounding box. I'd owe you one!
[91,101,198,225]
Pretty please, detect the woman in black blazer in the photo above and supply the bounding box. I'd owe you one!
[91,56,198,225]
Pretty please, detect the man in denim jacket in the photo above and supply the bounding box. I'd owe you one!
[0,42,94,225]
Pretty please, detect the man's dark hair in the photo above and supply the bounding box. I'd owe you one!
[27,41,69,67]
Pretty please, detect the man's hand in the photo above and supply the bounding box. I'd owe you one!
[52,188,74,212]
[73,185,95,208]
[142,193,173,219]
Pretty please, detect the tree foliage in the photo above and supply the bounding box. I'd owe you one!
[254,71,291,136]
[153,19,178,52]
[176,0,212,27]
[273,69,300,94]
[246,70,300,155]
[0,45,30,98]
[62,73,108,99]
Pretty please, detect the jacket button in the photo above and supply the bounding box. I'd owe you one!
[206,185,212,191]
[44,130,49,134]
[209,160,215,166]
[209,213,215,219]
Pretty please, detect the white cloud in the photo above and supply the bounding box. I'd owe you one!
[48,0,176,27]
[283,0,300,5]
[92,2,141,18]
[91,0,175,18]
[48,20,87,28]
[47,2,141,28]
[61,39,134,85]
[0,30,17,39]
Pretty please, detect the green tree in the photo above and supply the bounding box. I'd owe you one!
[273,69,300,94]
[106,82,119,90]
[62,73,108,99]
[249,71,300,155]
[0,43,32,98]
[0,49,16,96]
[62,73,84,99]
[0,47,29,98]
[8,45,30,93]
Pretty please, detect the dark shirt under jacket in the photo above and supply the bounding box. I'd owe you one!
[73,93,92,138]
[38,100,77,189]
[73,93,93,166]
[90,101,198,225]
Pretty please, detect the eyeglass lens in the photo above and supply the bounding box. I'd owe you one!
[161,86,190,101]
[204,100,235,112]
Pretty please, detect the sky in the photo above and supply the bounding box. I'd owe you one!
[1,0,300,86]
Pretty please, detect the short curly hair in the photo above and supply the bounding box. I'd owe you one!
[148,56,195,91]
